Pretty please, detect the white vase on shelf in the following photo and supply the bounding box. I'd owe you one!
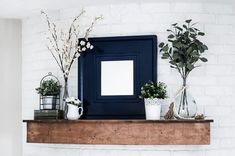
[144,98,162,120]
[66,104,83,120]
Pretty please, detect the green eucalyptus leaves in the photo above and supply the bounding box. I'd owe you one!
[159,19,208,80]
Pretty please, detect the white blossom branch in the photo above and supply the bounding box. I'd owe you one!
[41,10,102,78]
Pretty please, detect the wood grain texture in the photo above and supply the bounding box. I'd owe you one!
[25,120,212,145]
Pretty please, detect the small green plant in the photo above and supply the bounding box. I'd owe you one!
[139,81,167,99]
[36,79,61,96]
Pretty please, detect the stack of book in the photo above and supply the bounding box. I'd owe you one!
[34,110,63,120]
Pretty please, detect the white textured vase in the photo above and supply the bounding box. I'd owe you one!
[66,104,83,120]
[144,98,161,120]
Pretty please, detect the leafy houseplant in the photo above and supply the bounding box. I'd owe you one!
[140,81,167,120]
[36,79,61,109]
[36,79,61,96]
[140,81,167,99]
[159,19,208,119]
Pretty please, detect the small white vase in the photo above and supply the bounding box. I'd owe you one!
[66,104,83,120]
[144,98,162,120]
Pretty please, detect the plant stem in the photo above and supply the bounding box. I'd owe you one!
[178,77,190,117]
[63,76,69,119]
[63,76,69,100]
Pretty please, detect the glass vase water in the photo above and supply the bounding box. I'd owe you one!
[63,77,69,119]
[173,79,197,119]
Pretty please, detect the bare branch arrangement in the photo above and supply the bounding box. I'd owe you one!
[41,10,103,79]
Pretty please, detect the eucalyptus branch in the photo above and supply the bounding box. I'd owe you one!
[167,53,184,78]
[159,20,208,118]
[159,19,208,82]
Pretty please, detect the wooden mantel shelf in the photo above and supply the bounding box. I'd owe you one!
[23,119,213,145]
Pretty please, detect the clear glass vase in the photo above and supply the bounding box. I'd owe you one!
[63,77,69,119]
[173,79,197,119]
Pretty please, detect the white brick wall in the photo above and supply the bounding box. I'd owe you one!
[22,1,235,156]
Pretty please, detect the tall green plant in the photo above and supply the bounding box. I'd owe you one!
[159,20,208,118]
[159,19,208,85]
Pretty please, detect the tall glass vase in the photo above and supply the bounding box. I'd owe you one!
[173,78,197,119]
[63,77,69,119]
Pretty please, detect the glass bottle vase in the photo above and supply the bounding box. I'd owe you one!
[173,80,197,119]
[63,77,69,119]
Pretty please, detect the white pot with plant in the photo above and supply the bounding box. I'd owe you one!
[65,97,83,120]
[36,79,61,110]
[140,81,167,120]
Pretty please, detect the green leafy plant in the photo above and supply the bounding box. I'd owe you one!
[36,79,61,96]
[159,20,209,118]
[159,19,208,85]
[140,81,167,99]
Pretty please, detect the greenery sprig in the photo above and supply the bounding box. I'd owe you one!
[159,19,208,82]
[36,79,61,96]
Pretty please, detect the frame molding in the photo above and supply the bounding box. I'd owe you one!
[78,35,157,119]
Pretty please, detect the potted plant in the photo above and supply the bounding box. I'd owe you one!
[65,97,83,120]
[140,81,167,120]
[36,79,61,109]
[159,19,208,119]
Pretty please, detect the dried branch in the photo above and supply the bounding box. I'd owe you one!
[41,10,102,79]
[47,46,63,71]
[84,16,103,39]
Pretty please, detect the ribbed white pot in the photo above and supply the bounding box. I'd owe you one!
[144,98,161,120]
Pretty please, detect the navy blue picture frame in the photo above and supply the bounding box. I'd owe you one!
[78,35,157,119]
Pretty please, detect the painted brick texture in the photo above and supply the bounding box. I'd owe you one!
[22,1,235,156]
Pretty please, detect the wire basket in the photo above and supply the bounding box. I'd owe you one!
[38,72,61,110]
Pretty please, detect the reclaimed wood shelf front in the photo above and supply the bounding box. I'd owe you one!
[23,119,213,145]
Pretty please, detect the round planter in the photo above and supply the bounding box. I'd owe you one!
[144,98,162,120]
[42,96,57,109]
[66,104,83,120]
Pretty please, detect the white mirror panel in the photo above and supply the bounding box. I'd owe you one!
[101,60,134,96]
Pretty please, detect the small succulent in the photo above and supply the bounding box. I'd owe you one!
[139,81,167,99]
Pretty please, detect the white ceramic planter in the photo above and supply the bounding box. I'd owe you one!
[144,98,162,120]
[66,104,83,120]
